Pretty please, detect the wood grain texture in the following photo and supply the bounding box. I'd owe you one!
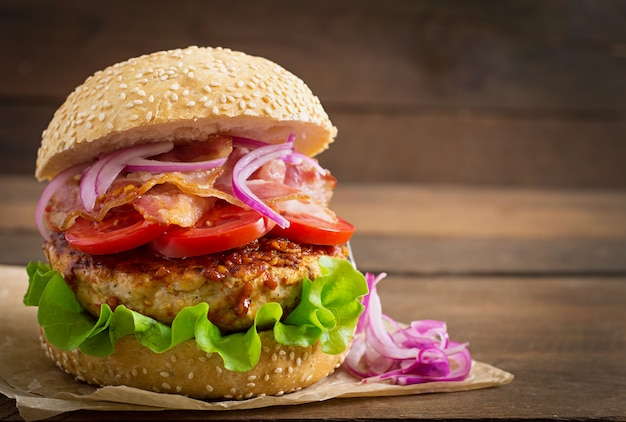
[2,0,625,110]
[1,0,625,186]
[1,178,625,420]
[2,276,624,420]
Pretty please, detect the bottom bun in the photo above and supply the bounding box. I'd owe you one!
[40,329,348,400]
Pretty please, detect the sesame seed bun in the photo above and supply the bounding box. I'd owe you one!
[36,46,337,181]
[40,329,348,400]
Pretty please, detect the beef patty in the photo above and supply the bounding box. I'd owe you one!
[44,234,348,333]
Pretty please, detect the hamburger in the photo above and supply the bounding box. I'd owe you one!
[24,46,367,399]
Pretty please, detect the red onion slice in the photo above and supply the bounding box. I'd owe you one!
[80,155,110,211]
[124,156,227,173]
[346,272,472,385]
[231,143,293,228]
[79,142,174,211]
[35,163,87,241]
[233,134,325,175]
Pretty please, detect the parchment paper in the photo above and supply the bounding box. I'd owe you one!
[0,265,514,421]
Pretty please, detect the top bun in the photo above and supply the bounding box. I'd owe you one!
[36,46,337,180]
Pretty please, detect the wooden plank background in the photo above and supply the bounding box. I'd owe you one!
[1,0,625,187]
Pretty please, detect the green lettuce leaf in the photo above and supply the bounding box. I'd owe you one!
[24,258,367,372]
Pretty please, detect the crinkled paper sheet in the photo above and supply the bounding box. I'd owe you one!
[0,265,514,421]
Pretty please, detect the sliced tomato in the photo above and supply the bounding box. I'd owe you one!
[150,205,276,258]
[65,208,169,255]
[270,213,355,245]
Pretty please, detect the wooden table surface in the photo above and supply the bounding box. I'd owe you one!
[1,176,625,421]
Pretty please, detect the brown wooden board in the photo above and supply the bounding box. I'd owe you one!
[2,276,625,420]
[2,0,625,111]
[1,1,625,187]
[3,105,626,187]
[350,235,626,276]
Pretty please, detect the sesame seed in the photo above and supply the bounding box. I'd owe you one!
[246,382,256,388]
[86,122,93,129]
[145,111,153,121]
[131,368,138,377]
[133,99,143,105]
[247,375,257,381]
[120,93,126,100]
[160,371,170,377]
[182,89,189,96]
[287,367,293,373]
[186,101,196,107]
[142,367,148,375]
[279,350,286,356]
[171,93,179,101]
[188,372,194,380]
[106,122,114,130]
[211,105,219,114]
[119,83,128,89]
[176,386,182,393]
[130,114,139,121]
[216,366,223,374]
[206,384,214,392]
[137,89,146,96]
[245,392,254,399]
[148,95,155,103]
[271,353,277,362]
[165,362,173,370]
[296,357,302,366]
[289,351,295,360]
[198,357,207,363]
[230,387,237,394]
[170,82,180,90]
[274,367,283,374]
[162,383,171,389]
[98,113,105,122]
[224,395,233,399]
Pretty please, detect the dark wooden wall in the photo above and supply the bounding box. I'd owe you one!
[2,0,625,187]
